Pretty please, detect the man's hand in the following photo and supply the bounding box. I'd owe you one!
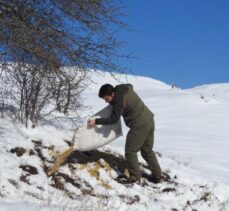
[87,119,96,128]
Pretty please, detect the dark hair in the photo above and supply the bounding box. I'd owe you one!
[98,84,114,98]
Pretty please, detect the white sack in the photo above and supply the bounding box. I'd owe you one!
[74,105,122,151]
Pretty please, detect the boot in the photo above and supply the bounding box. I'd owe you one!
[116,175,140,184]
[148,174,163,184]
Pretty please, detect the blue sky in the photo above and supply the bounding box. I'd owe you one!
[117,0,229,88]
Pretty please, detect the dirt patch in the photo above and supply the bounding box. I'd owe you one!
[20,174,30,185]
[0,191,5,197]
[31,140,42,147]
[50,172,94,198]
[34,148,46,162]
[10,147,26,157]
[162,187,176,193]
[199,192,211,202]
[119,194,140,205]
[55,172,81,188]
[29,149,36,156]
[8,179,19,189]
[24,191,43,200]
[51,176,65,190]
[31,140,58,175]
[37,186,44,191]
[19,165,38,175]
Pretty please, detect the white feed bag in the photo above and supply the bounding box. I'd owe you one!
[74,105,122,151]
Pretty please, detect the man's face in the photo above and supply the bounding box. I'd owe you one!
[103,92,114,103]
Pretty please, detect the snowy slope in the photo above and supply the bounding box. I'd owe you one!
[187,83,229,103]
[0,71,229,210]
[87,72,229,184]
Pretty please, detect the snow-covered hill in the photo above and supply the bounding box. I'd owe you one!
[1,71,229,210]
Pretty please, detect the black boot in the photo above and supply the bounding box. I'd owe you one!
[116,175,140,184]
[148,174,163,184]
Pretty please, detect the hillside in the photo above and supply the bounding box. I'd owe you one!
[0,71,229,210]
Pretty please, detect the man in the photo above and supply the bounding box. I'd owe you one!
[87,83,162,184]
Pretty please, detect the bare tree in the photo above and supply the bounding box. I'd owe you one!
[0,0,128,126]
[0,61,88,127]
[0,0,127,71]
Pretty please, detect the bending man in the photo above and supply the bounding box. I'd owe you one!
[87,84,162,184]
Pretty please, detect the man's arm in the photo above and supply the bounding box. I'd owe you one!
[95,89,124,125]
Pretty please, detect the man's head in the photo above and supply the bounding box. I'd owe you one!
[98,84,115,103]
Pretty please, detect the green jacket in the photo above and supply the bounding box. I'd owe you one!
[95,84,154,128]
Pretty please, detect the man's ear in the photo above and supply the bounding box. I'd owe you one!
[112,92,115,97]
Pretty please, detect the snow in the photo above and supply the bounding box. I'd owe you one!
[0,70,229,210]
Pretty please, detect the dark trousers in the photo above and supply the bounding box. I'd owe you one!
[125,118,161,179]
